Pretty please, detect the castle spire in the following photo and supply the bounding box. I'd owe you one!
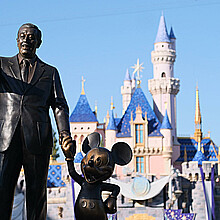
[195,86,202,126]
[194,86,203,142]
[155,13,170,43]
[124,69,131,81]
[169,27,176,39]
[107,98,117,130]
[110,96,114,110]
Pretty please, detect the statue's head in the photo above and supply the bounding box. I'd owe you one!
[81,132,132,184]
[17,23,42,58]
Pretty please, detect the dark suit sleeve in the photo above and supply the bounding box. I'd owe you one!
[51,68,70,135]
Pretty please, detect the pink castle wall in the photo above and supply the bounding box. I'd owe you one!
[149,155,165,178]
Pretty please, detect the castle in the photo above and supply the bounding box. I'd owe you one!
[66,13,220,219]
[12,14,220,219]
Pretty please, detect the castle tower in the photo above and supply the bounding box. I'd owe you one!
[194,86,203,144]
[148,14,180,145]
[160,108,173,174]
[121,69,132,113]
[105,99,117,150]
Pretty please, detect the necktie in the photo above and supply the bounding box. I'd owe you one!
[21,59,29,83]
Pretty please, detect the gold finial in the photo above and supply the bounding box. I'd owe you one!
[81,76,86,95]
[95,100,97,115]
[194,85,202,142]
[207,131,211,138]
[195,86,202,126]
[110,96,115,110]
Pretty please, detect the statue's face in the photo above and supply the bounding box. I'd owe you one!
[81,148,114,184]
[17,27,39,58]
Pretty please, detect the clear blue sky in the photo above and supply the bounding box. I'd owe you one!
[1,0,220,160]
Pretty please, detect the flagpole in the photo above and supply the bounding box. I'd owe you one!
[211,165,215,220]
[200,166,211,220]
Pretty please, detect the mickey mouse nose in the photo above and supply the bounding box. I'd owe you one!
[88,160,94,167]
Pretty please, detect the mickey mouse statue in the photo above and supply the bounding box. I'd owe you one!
[61,132,132,220]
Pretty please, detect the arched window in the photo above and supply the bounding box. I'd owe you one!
[161,72,166,78]
[74,135,77,140]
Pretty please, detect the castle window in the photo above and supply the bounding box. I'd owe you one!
[135,124,143,144]
[136,156,144,173]
[161,72,166,78]
[162,45,164,47]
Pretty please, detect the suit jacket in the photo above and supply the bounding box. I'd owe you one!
[0,55,70,154]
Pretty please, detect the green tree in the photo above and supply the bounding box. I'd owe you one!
[51,129,60,161]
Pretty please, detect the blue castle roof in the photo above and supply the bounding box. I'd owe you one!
[116,88,162,137]
[74,152,84,163]
[124,69,131,81]
[192,150,207,165]
[155,15,171,43]
[177,138,218,163]
[107,109,117,130]
[160,110,172,129]
[70,94,98,122]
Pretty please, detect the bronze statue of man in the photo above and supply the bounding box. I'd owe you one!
[0,23,74,219]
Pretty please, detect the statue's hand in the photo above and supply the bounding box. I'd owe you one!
[61,136,76,160]
[104,195,117,214]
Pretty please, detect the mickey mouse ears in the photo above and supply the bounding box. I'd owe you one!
[82,132,101,154]
[82,132,133,166]
[111,142,132,166]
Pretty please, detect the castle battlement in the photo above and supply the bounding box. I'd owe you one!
[182,161,217,181]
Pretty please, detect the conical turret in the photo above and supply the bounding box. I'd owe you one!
[160,109,172,130]
[105,98,117,150]
[155,14,170,43]
[169,27,176,50]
